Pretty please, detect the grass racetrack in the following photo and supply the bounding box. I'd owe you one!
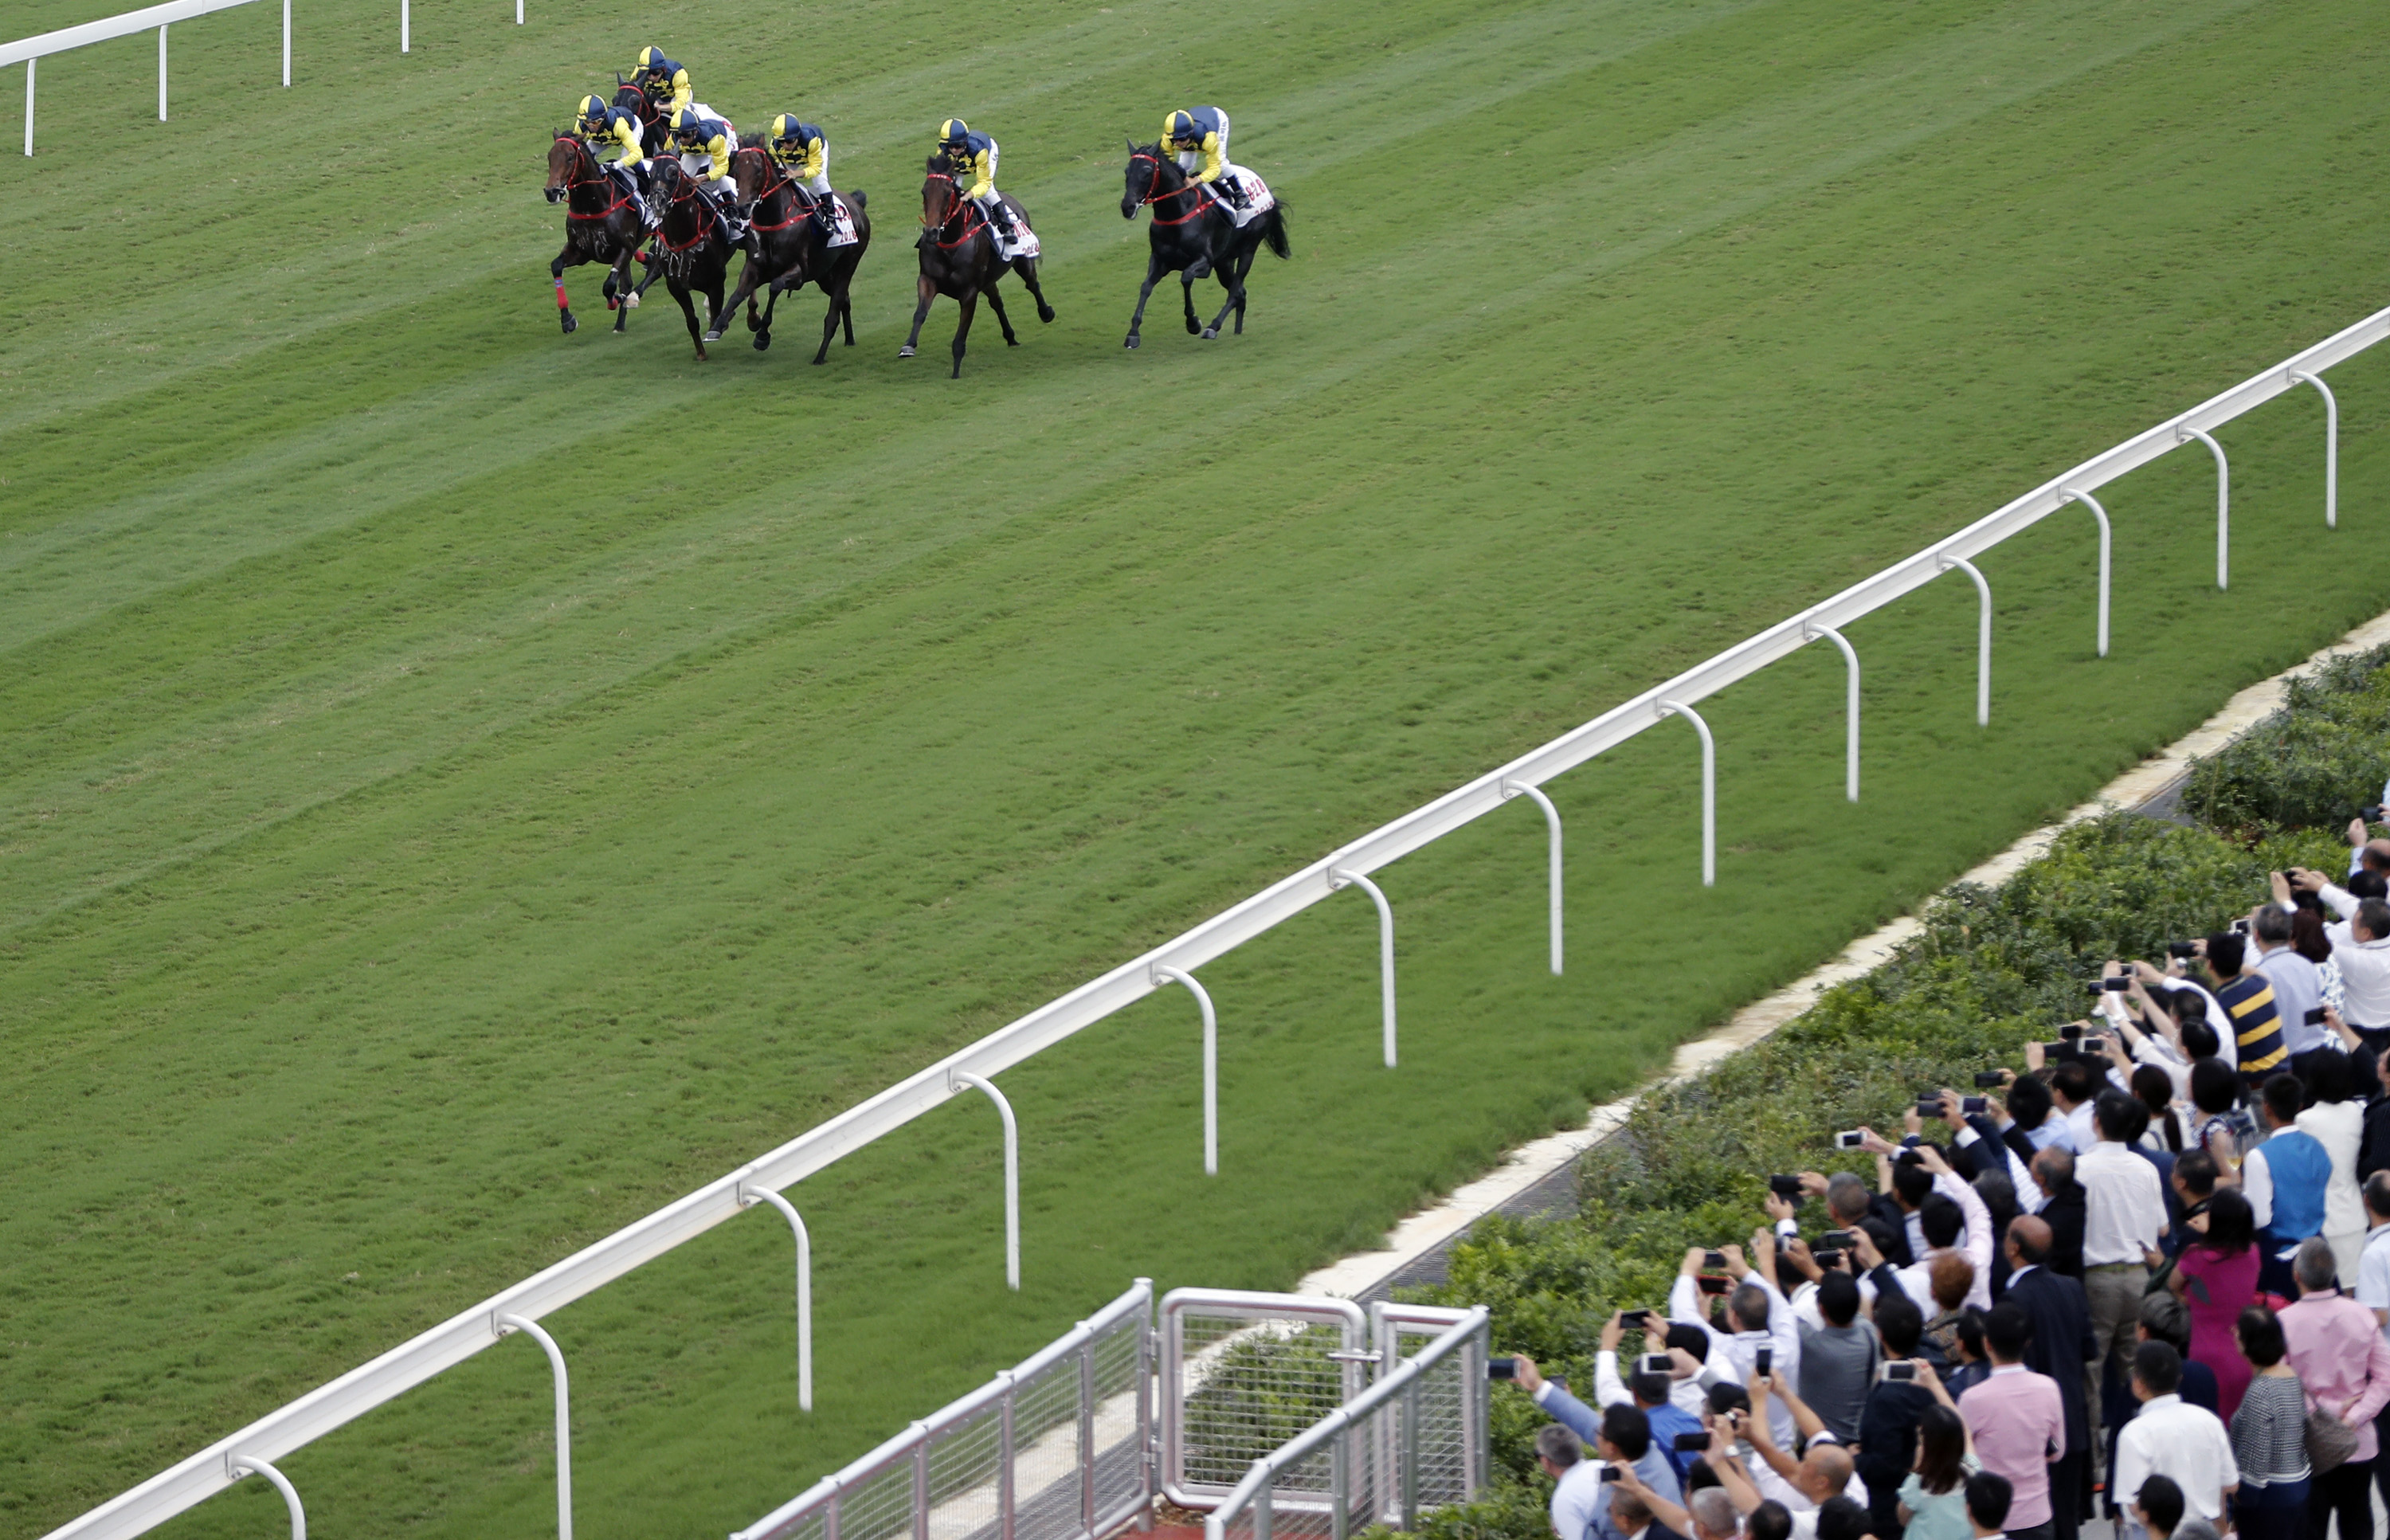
[5,0,2390,1534]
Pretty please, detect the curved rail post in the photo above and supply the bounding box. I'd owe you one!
[2289,370,2339,528]
[229,1456,305,1540]
[1152,966,1219,1174]
[1498,780,1564,974]
[496,1315,573,1540]
[1654,700,1716,886]
[952,1072,1020,1288]
[1935,556,1992,725]
[738,1185,813,1410]
[2055,488,2111,657]
[1327,868,1398,1066]
[1800,623,1861,801]
[155,25,166,120]
[2177,425,2230,588]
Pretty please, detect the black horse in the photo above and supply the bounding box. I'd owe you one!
[899,153,1055,378]
[704,146,872,364]
[612,76,672,159]
[645,156,735,361]
[545,133,652,336]
[1118,141,1290,348]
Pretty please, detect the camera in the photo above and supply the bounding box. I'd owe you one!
[2362,805,2384,823]
[2042,1040,2076,1060]
[2168,940,2199,958]
[1915,1096,1944,1118]
[1753,1346,1773,1377]
[1638,1352,1674,1377]
[2103,977,2132,993]
[1673,1431,1711,1453]
[1487,1357,1517,1380]
[1821,1230,1855,1249]
[1881,1361,1917,1383]
[1974,1071,2008,1088]
[1768,1174,1804,1198]
[1835,1130,1865,1150]
[1812,1248,1844,1270]
[1961,1095,1988,1115]
[1697,1275,1732,1295]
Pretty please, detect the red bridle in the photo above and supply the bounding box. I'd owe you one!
[652,166,717,251]
[735,147,817,233]
[920,170,991,249]
[1129,151,1211,226]
[552,135,634,221]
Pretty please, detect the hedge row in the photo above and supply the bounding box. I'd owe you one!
[1385,645,2390,1540]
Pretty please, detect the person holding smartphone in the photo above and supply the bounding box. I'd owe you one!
[1673,1240,1803,1448]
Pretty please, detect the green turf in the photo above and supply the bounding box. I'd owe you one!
[5,0,2390,1534]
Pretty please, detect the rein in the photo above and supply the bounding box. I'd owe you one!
[1130,151,1212,226]
[653,171,717,253]
[554,135,635,222]
[739,148,816,233]
[920,170,990,250]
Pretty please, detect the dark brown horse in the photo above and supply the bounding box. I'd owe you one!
[898,153,1054,378]
[645,155,735,361]
[1119,141,1289,349]
[546,133,651,336]
[612,76,672,159]
[704,147,872,365]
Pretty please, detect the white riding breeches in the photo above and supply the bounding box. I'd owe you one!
[801,167,831,198]
[971,141,1001,211]
[1174,111,1229,174]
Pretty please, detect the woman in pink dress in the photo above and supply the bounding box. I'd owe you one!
[2171,1187,2262,1420]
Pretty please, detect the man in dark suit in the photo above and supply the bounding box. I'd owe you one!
[2002,1216,2098,1540]
[2029,1147,2087,1279]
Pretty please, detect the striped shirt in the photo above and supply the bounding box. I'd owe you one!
[2229,1373,2311,1487]
[2218,974,2286,1082]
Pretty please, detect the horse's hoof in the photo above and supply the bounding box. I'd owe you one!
[744,312,761,332]
[624,292,640,309]
[898,345,917,359]
[1125,335,1140,350]
[1185,318,1201,335]
[1038,306,1056,323]
[561,313,578,335]
[605,296,618,312]
[754,331,772,351]
[1202,327,1219,340]
[703,328,723,343]
[694,347,708,362]
[1005,335,1021,347]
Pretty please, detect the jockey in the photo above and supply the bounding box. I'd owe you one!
[574,93,650,198]
[936,117,1022,246]
[766,114,834,217]
[629,47,692,120]
[672,108,750,245]
[1162,106,1247,208]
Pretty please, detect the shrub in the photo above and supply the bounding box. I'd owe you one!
[2183,644,2390,833]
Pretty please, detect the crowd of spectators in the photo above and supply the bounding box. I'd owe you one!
[1509,829,2390,1540]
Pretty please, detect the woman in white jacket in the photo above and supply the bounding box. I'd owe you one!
[2295,1049,2367,1282]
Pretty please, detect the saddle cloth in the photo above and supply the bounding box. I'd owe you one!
[993,210,1040,261]
[1216,165,1275,228]
[822,194,860,249]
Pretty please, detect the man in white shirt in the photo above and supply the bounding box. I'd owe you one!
[1540,1422,1605,1540]
[2078,1091,2169,1456]
[2292,870,2390,1039]
[2110,1342,2237,1529]
[1671,1241,1802,1446]
[2048,1060,2098,1156]
[1890,1146,1996,1312]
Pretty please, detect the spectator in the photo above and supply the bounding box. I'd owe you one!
[2228,1306,2310,1540]
[1795,1271,1879,1444]
[2082,1090,2170,1441]
[1811,1498,1867,1540]
[1540,1423,1600,1540]
[2251,904,2329,1077]
[2169,1148,2220,1249]
[2188,1060,2256,1174]
[1957,1303,2065,1540]
[1942,1309,1991,1400]
[1591,1402,1685,1540]
[1894,1402,1981,1540]
[2133,1064,2188,1156]
[1611,1487,1691,1540]
[2245,1073,2333,1296]
[1965,1472,2016,1540]
[2006,1075,2067,1156]
[1857,1295,1935,1534]
[1673,1244,1802,1446]
[2050,1061,2098,1156]
[1707,1380,1866,1540]
[2129,1474,2186,1540]
[1749,1503,1794,1540]
[1921,1254,1977,1370]
[2354,1049,2390,1185]
[1876,1157,1937,1269]
[1998,1218,2098,1540]
[2292,869,2390,1052]
[2136,1291,2219,1414]
[2297,1052,2368,1281]
[2173,1186,2262,1420]
[2292,908,2345,1025]
[2278,1236,2390,1540]
[1573,1315,1709,1478]
[2113,1342,2239,1538]
[1892,1159,1995,1315]
[2028,1147,2087,1279]
[1687,1487,1742,1540]
[2209,933,2290,1090]
[2356,1172,2390,1518]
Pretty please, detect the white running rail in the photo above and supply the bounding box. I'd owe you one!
[39,303,2388,1540]
[6,0,526,155]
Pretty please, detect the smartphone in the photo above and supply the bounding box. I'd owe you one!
[1881,1361,1916,1383]
[2059,1023,2084,1040]
[1974,1071,2007,1088]
[1702,1249,1727,1270]
[1487,1357,1517,1381]
[1673,1431,1710,1453]
[2042,1040,2075,1059]
[1962,1095,1988,1115]
[1915,1097,1943,1118]
[1697,1274,1732,1295]
[1820,1230,1855,1250]
[2103,977,2133,993]
[1598,1466,1623,1483]
[1835,1130,1865,1150]
[2232,919,2251,935]
[2168,940,2199,958]
[1638,1352,1674,1377]
[1812,1248,1845,1270]
[1629,1308,1667,1330]
[1894,1148,1923,1166]
[1753,1346,1773,1377]
[1768,1174,1804,1198]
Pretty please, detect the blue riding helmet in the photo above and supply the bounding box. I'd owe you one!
[674,108,708,140]
[1166,109,1197,141]
[576,94,606,126]
[937,117,970,149]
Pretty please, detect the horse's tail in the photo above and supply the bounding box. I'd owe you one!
[850,190,867,210]
[1261,201,1291,260]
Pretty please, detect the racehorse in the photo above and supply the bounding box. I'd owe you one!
[645,155,735,361]
[613,76,672,159]
[546,132,652,336]
[1118,140,1290,348]
[703,146,872,365]
[899,152,1055,378]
